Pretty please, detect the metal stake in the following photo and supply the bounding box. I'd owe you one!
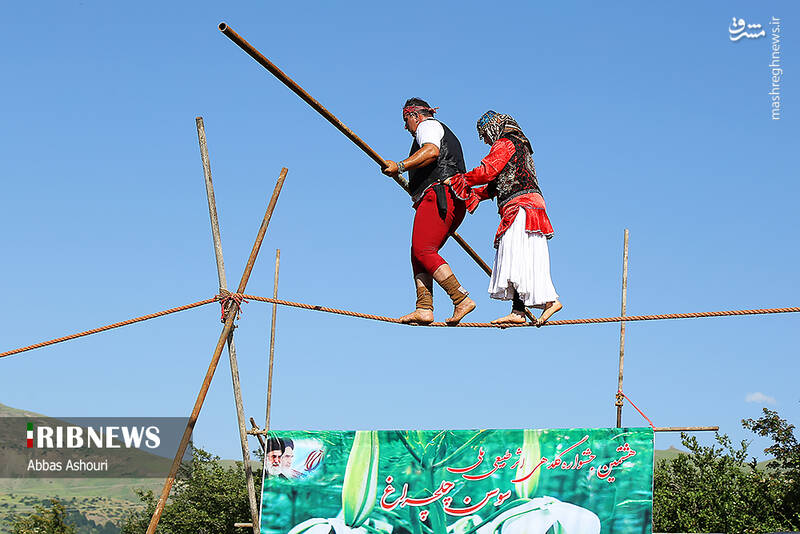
[265,249,280,432]
[653,426,719,432]
[147,167,288,534]
[195,117,259,532]
[616,229,629,427]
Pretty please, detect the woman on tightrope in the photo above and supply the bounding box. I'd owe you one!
[446,110,562,325]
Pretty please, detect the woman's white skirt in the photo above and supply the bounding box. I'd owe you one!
[488,209,559,306]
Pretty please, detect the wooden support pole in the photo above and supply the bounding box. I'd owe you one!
[146,168,288,534]
[195,117,259,533]
[196,117,227,291]
[249,417,266,450]
[265,249,280,432]
[616,229,629,427]
[215,24,539,321]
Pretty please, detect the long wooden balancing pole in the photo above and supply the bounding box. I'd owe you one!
[218,23,497,282]
[146,168,288,534]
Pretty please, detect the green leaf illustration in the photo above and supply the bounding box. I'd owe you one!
[514,429,542,499]
[342,430,380,528]
[287,517,331,534]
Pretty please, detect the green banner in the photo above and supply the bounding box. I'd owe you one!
[261,428,653,534]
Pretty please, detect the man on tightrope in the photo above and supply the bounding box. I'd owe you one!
[383,98,476,325]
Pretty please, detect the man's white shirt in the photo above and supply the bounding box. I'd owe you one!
[415,119,444,149]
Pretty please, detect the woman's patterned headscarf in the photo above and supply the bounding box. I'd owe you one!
[476,110,533,153]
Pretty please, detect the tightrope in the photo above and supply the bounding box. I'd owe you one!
[242,294,800,328]
[1,293,797,359]
[0,298,218,359]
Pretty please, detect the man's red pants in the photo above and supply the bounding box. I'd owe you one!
[411,187,466,276]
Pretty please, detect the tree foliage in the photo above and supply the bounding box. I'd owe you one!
[8,497,127,533]
[742,407,800,523]
[654,407,800,533]
[121,446,261,534]
[11,498,76,534]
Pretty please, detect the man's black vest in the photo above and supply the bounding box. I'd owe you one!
[408,120,466,200]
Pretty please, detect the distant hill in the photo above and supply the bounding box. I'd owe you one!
[654,445,687,464]
[220,458,263,472]
[0,402,46,418]
[652,444,773,471]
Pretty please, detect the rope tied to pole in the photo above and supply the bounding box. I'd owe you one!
[217,289,248,323]
[617,390,655,429]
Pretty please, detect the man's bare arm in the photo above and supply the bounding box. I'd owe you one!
[383,143,439,177]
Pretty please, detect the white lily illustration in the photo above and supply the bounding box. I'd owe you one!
[474,497,600,534]
[287,432,388,534]
[287,515,392,534]
[341,430,380,528]
[447,515,484,534]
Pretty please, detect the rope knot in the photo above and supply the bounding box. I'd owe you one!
[617,390,655,429]
[217,289,248,323]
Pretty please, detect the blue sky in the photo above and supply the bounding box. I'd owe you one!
[1,1,797,462]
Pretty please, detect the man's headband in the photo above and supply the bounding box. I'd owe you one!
[403,105,439,116]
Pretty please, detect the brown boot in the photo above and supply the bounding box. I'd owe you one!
[399,285,434,325]
[439,274,476,324]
